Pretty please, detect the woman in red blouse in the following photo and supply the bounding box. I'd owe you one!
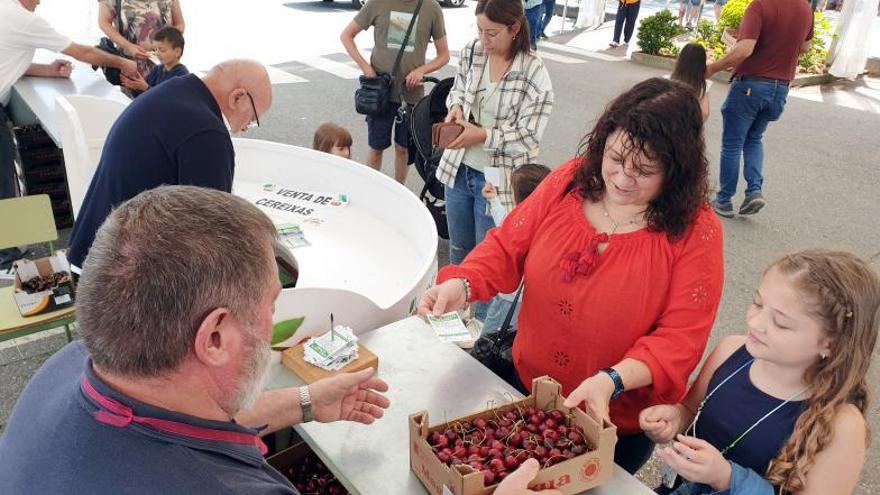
[419,78,724,473]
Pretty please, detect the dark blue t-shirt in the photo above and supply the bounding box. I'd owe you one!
[145,63,189,89]
[68,74,235,268]
[0,341,299,494]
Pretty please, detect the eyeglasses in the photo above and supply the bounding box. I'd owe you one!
[246,92,260,130]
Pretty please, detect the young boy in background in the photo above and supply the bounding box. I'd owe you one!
[121,26,188,96]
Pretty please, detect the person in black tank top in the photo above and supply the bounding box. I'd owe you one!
[639,250,879,495]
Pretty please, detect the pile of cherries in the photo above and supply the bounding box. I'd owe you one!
[428,406,591,486]
[285,453,348,495]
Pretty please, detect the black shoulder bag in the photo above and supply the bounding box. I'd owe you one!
[355,0,424,116]
[470,284,524,387]
[93,0,127,86]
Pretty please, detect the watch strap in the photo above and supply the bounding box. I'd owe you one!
[299,386,314,423]
[599,368,625,400]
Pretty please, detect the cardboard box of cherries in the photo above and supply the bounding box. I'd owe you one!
[409,376,617,495]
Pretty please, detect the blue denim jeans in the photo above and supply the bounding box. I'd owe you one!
[669,461,776,495]
[1,104,17,199]
[445,165,495,320]
[526,6,543,49]
[540,0,556,35]
[716,80,789,204]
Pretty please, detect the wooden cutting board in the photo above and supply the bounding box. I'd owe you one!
[281,342,379,384]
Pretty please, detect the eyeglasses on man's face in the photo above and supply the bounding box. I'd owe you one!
[246,92,260,131]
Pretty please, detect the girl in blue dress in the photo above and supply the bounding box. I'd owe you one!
[640,249,879,494]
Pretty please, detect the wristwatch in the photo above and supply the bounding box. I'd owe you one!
[299,385,314,423]
[598,368,625,400]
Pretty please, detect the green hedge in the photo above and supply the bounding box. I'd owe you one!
[636,10,685,56]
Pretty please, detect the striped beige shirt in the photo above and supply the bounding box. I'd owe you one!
[436,40,554,210]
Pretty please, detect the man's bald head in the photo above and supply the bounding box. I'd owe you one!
[202,59,273,134]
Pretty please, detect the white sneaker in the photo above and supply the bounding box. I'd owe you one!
[609,41,620,48]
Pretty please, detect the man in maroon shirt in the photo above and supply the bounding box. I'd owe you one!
[706,0,813,217]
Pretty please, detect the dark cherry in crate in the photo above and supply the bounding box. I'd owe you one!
[283,453,349,495]
[428,406,592,487]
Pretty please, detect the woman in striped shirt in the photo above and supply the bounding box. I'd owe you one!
[436,0,554,320]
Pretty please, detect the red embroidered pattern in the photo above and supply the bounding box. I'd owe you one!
[553,351,571,368]
[559,233,609,282]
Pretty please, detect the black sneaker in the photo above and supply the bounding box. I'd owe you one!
[712,199,735,218]
[739,193,766,215]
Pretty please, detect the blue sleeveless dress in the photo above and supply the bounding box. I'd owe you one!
[694,345,806,476]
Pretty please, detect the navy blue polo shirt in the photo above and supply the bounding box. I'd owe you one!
[146,63,189,89]
[67,74,235,268]
[0,341,299,494]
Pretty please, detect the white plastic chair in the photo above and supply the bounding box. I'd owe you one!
[55,95,128,218]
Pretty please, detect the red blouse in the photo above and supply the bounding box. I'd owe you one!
[438,159,724,434]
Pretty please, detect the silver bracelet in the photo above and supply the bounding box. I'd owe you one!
[459,278,472,302]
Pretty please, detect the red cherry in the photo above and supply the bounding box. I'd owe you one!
[489,458,506,472]
[497,470,509,481]
[482,470,496,485]
[529,414,542,426]
[526,424,538,433]
[543,418,557,430]
[568,431,583,444]
[479,446,490,457]
[505,411,518,421]
[491,440,505,451]
[438,452,451,464]
[474,418,488,429]
[488,448,503,459]
[504,455,519,469]
[508,434,523,448]
[536,411,546,422]
[571,445,586,455]
[452,447,467,458]
[550,409,565,422]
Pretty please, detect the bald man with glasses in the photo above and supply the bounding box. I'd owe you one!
[67,59,273,273]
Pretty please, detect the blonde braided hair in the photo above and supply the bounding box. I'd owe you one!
[764,250,880,492]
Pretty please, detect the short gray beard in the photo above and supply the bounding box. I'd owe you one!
[228,328,272,415]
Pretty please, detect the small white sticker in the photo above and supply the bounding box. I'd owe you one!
[54,294,71,305]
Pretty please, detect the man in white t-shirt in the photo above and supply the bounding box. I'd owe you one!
[0,0,136,201]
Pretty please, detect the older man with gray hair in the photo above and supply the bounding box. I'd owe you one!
[67,59,273,273]
[0,185,389,494]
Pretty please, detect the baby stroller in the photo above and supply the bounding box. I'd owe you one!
[409,76,454,240]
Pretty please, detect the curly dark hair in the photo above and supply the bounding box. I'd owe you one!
[568,77,709,239]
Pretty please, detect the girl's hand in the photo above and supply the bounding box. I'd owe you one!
[482,182,497,200]
[446,120,487,150]
[445,104,463,123]
[562,373,615,422]
[417,279,468,317]
[656,434,733,492]
[639,404,686,444]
